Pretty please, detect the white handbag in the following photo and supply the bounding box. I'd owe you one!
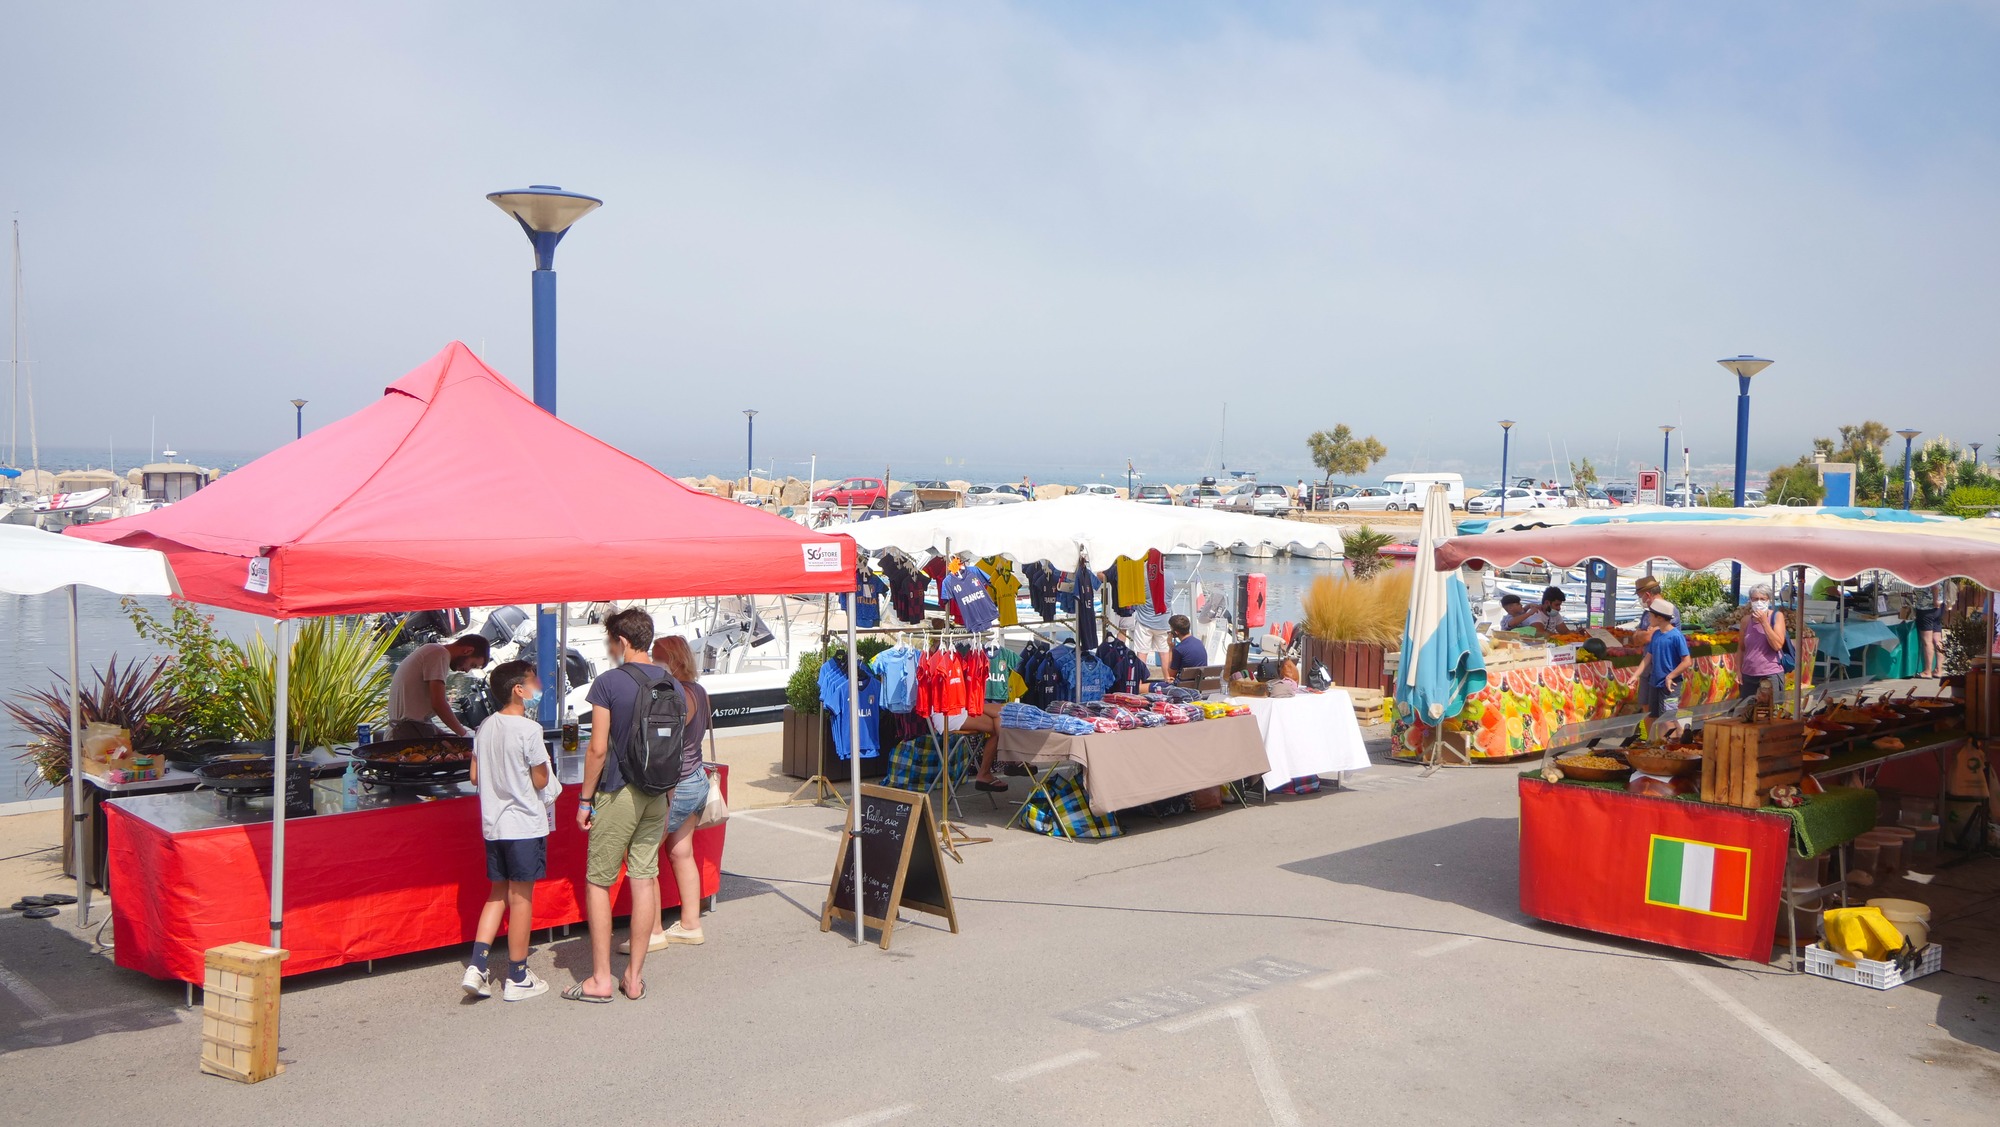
[695,725,729,829]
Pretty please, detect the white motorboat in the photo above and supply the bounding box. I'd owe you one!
[1229,542,1277,559]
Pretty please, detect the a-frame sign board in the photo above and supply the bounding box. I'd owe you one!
[820,784,959,949]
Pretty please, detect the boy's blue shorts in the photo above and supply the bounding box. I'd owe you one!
[486,837,548,882]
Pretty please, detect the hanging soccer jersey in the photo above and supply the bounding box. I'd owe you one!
[983,559,1021,626]
[1145,549,1168,613]
[940,564,1000,633]
[1112,556,1147,609]
[841,566,887,629]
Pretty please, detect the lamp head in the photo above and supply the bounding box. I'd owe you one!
[290,398,307,409]
[1897,428,1922,442]
[1717,355,1773,380]
[487,185,602,269]
[1499,419,1516,430]
[1660,424,1675,434]
[744,409,759,419]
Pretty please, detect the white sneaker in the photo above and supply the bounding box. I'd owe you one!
[617,931,671,955]
[662,921,705,946]
[461,966,491,998]
[502,969,549,1002]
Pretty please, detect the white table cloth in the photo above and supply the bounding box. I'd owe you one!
[1241,691,1371,788]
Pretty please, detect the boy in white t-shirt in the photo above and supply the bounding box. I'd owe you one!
[461,660,558,1002]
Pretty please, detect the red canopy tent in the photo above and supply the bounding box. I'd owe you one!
[70,342,870,950]
[71,341,853,614]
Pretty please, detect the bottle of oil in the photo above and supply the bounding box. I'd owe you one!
[561,708,579,752]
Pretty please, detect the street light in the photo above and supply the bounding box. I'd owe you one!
[1659,425,1675,504]
[1897,428,1921,510]
[488,184,602,726]
[1499,420,1516,516]
[743,409,758,477]
[290,398,307,441]
[1716,356,1771,603]
[1972,442,1984,468]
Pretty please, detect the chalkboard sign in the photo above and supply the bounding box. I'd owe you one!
[820,784,958,949]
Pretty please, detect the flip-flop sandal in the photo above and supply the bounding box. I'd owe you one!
[560,983,614,1004]
[618,979,647,1001]
[41,893,76,905]
[973,780,1009,792]
[21,906,58,920]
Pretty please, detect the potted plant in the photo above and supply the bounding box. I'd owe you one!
[1296,569,1413,691]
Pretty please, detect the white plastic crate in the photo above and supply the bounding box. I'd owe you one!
[1802,943,1942,990]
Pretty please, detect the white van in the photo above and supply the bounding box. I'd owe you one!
[1381,472,1465,511]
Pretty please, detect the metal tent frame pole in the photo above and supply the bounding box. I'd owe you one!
[68,586,87,925]
[270,617,290,949]
[847,606,863,943]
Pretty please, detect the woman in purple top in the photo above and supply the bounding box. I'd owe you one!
[1737,583,1787,701]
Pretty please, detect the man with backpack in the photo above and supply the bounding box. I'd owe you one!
[565,608,690,1004]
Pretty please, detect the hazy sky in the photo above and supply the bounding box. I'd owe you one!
[3,2,1996,485]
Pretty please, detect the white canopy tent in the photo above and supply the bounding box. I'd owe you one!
[0,524,181,925]
[839,494,1348,563]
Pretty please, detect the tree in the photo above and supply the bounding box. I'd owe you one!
[1569,457,1599,489]
[1340,525,1396,580]
[1765,458,1826,506]
[1306,425,1387,484]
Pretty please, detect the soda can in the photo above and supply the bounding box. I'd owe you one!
[356,723,373,746]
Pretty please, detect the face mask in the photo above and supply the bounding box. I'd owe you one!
[1750,600,1770,614]
[520,690,542,712]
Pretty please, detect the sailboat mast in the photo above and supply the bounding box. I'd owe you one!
[9,219,18,469]
[1219,402,1227,474]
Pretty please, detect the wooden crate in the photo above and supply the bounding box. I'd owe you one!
[200,943,287,1084]
[1700,718,1807,808]
[1966,662,1999,739]
[1298,635,1387,692]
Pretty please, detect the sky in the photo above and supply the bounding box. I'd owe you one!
[3,1,1997,487]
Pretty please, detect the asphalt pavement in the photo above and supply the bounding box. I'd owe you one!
[2,756,1994,1126]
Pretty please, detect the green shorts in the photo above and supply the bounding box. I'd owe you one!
[586,785,670,887]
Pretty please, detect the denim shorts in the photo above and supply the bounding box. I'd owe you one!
[666,767,712,834]
[486,837,548,882]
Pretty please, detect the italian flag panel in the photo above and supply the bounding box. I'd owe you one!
[1645,835,1750,919]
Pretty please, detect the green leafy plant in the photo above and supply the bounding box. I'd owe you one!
[1661,570,1729,624]
[123,597,253,744]
[1764,458,1827,506]
[1942,485,2000,519]
[239,617,395,750]
[1341,524,1397,580]
[1941,613,1988,678]
[5,656,184,789]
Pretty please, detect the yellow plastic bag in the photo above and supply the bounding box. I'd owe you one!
[1822,906,1906,962]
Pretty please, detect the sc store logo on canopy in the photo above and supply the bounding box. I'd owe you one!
[802,544,845,573]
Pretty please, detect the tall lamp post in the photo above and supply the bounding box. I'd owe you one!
[290,398,307,441]
[743,409,758,478]
[1659,425,1675,504]
[1897,428,1921,510]
[488,184,602,726]
[1717,355,1772,603]
[1970,442,1982,472]
[1498,420,1516,516]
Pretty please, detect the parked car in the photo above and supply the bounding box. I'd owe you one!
[1220,482,1294,516]
[1328,486,1396,512]
[1464,487,1557,515]
[1741,488,1767,508]
[886,480,959,514]
[1183,485,1225,509]
[1134,484,1175,505]
[1603,483,1639,506]
[1072,483,1120,498]
[813,477,889,510]
[1664,485,1711,508]
[966,483,1028,506]
[1381,472,1466,511]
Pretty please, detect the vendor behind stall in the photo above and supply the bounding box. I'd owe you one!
[1166,615,1208,680]
[1537,586,1574,634]
[387,635,492,739]
[1498,594,1545,631]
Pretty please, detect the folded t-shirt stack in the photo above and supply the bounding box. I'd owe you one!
[1000,702,1055,730]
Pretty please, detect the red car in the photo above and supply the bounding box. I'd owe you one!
[813,477,889,510]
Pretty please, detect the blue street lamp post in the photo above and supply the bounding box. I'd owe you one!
[1717,356,1772,604]
[290,399,307,441]
[743,410,758,477]
[1499,420,1516,516]
[488,185,603,726]
[1898,429,1921,510]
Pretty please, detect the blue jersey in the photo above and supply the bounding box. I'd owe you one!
[871,647,919,714]
[818,659,881,760]
[941,566,1001,633]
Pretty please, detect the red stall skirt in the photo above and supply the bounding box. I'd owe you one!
[1519,775,1787,962]
[106,769,727,983]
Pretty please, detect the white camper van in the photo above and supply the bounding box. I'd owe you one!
[1381,472,1466,511]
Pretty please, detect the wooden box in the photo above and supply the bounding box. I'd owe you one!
[200,942,286,1084]
[1966,662,1999,739]
[1700,718,1807,808]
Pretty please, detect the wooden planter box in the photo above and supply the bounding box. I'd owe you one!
[1297,633,1387,693]
[780,706,887,780]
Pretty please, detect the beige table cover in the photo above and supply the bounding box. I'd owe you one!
[995,715,1270,814]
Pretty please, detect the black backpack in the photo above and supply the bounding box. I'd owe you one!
[616,665,689,795]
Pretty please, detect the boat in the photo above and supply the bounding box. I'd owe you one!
[1287,542,1339,560]
[1229,542,1277,558]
